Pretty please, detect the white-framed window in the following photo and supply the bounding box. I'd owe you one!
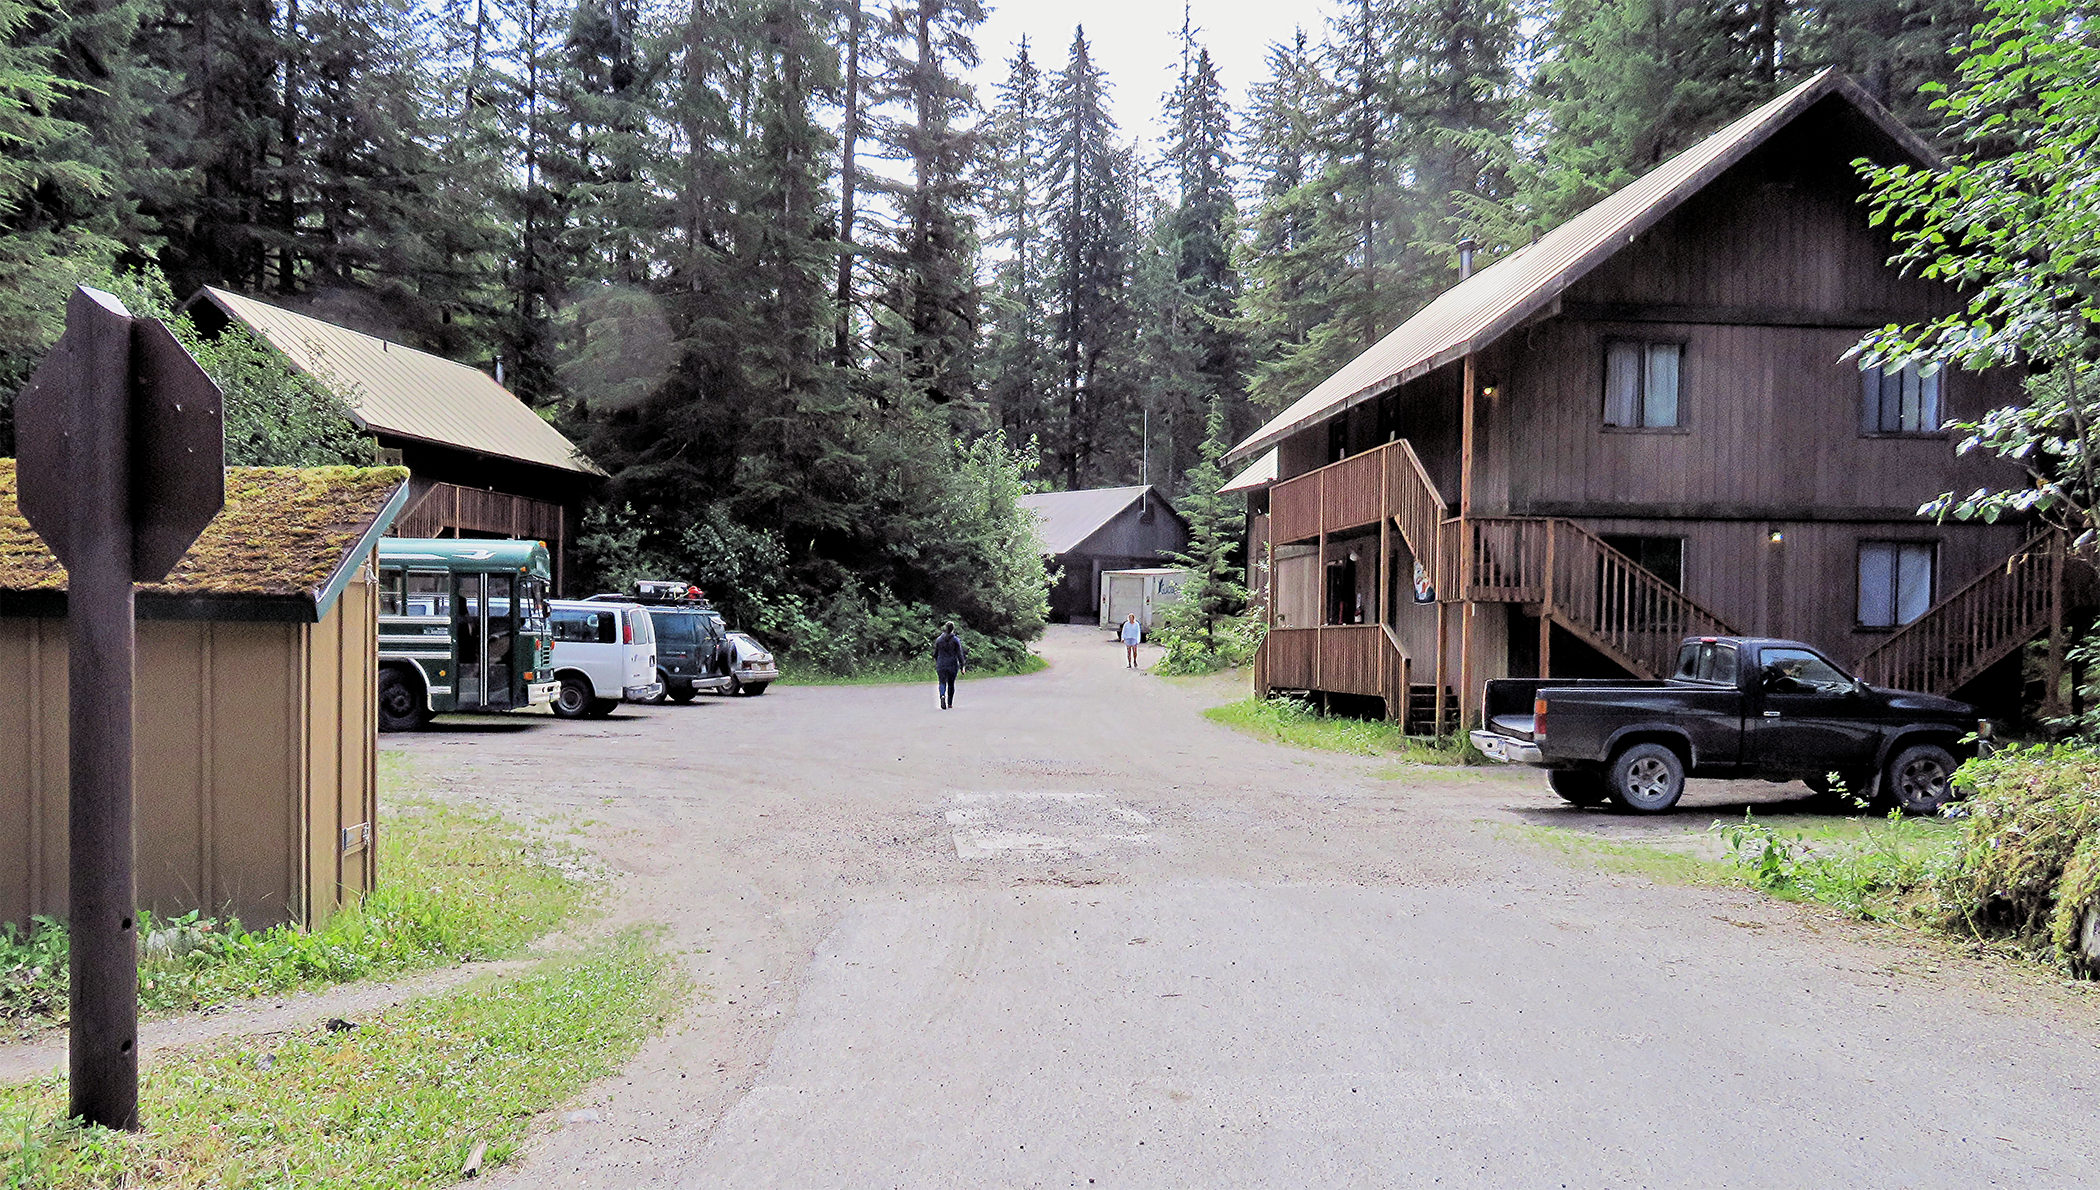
[1604,339,1682,428]
[1858,541,1934,628]
[1860,360,1942,434]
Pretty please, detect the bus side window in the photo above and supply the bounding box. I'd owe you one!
[379,570,406,616]
[407,573,449,617]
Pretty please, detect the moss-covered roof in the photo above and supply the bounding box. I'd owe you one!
[0,460,409,611]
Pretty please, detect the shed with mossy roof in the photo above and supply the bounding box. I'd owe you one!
[1,462,412,931]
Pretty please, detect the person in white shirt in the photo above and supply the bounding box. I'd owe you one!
[1121,613,1142,668]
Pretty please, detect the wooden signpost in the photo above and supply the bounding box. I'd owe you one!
[14,286,225,1129]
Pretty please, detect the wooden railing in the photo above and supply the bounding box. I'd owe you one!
[1386,439,1449,582]
[1254,624,1408,713]
[1268,438,1451,547]
[1535,519,1738,679]
[1856,530,2061,695]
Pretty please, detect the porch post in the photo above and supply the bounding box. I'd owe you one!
[1458,352,1478,732]
[1539,520,1554,678]
[2046,534,2067,717]
[1315,471,1328,693]
[1378,445,1394,720]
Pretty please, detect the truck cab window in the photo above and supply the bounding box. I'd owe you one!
[1673,640,1736,683]
[1758,647,1849,694]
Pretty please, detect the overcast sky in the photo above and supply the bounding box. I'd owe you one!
[970,1,1341,148]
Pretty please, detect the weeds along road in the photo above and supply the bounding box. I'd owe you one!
[387,624,2100,1189]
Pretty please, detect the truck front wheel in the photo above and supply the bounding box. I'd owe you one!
[1548,769,1610,807]
[1887,743,1959,815]
[1609,743,1686,814]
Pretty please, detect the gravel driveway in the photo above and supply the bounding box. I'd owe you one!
[387,624,2100,1189]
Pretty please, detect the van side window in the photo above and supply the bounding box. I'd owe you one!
[552,610,616,643]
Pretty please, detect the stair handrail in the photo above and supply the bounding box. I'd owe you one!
[1385,438,1449,587]
[1855,528,2061,694]
[1543,519,1738,679]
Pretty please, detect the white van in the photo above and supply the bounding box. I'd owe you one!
[548,600,661,718]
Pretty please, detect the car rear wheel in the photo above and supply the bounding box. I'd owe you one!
[1888,743,1959,815]
[641,672,670,705]
[377,669,430,733]
[552,676,594,720]
[1547,768,1609,807]
[727,675,744,696]
[1608,743,1685,814]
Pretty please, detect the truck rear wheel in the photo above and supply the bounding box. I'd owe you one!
[1887,743,1959,815]
[1608,743,1685,814]
[1547,769,1609,807]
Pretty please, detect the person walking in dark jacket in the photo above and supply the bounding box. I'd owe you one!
[933,622,966,709]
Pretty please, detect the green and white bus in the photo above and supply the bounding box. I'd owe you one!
[375,539,558,731]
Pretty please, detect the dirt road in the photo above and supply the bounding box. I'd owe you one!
[388,625,2100,1189]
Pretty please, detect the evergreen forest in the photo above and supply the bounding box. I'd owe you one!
[0,0,2054,664]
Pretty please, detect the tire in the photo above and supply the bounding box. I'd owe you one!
[1887,743,1960,815]
[1547,768,1610,807]
[641,673,670,706]
[585,698,618,719]
[377,668,430,733]
[1608,743,1686,814]
[552,675,595,720]
[745,683,769,696]
[727,675,744,697]
[670,688,699,704]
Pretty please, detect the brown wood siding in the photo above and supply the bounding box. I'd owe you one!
[1484,321,2022,517]
[1563,516,2026,671]
[0,561,380,931]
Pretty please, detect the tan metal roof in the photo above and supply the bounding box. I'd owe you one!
[1227,70,1936,463]
[197,287,603,476]
[1017,486,1182,555]
[1218,448,1278,494]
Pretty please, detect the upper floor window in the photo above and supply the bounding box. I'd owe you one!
[1858,540,1934,628]
[1860,360,1942,434]
[1604,340,1682,428]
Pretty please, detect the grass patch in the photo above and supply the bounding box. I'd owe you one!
[1713,810,1963,922]
[1203,696,1485,765]
[0,929,682,1188]
[1496,822,1738,886]
[778,652,1048,687]
[2,772,592,1026]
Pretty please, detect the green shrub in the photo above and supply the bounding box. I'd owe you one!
[1937,743,2100,959]
[1155,612,1265,676]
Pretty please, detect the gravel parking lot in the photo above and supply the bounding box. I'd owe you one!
[387,624,2100,1189]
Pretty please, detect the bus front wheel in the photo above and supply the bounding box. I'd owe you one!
[378,668,431,733]
[553,676,595,720]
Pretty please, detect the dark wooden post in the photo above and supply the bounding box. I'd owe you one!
[2047,534,2067,718]
[15,287,225,1130]
[1458,352,1478,732]
[1539,520,1555,678]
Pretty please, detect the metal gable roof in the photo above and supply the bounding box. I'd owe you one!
[1226,70,1937,464]
[197,287,604,476]
[1017,486,1182,556]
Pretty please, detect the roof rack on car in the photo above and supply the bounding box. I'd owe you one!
[591,579,714,607]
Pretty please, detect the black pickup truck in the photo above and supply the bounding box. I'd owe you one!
[1470,637,1988,815]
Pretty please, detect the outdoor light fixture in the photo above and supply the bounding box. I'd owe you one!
[1482,380,1501,398]
[1769,531,1785,544]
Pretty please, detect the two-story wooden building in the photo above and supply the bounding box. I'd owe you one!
[1229,70,2071,733]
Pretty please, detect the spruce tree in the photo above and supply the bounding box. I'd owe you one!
[1041,27,1134,488]
[1157,38,1245,478]
[862,0,986,411]
[1155,396,1249,672]
[979,38,1051,451]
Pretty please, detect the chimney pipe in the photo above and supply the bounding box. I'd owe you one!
[1458,237,1479,281]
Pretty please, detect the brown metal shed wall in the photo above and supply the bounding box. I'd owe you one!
[0,582,375,932]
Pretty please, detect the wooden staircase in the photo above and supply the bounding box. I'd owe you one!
[1405,684,1456,736]
[1855,529,2071,696]
[1454,516,1738,679]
